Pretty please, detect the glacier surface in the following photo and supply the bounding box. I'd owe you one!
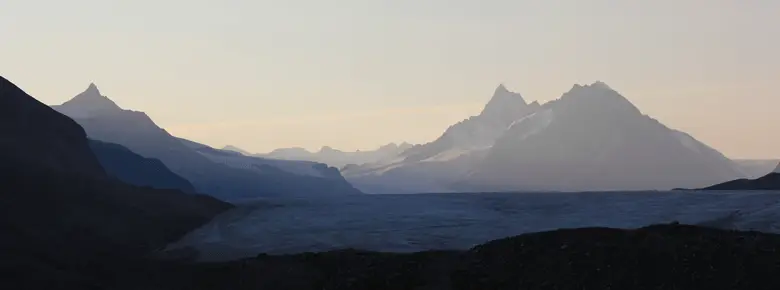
[168,191,780,261]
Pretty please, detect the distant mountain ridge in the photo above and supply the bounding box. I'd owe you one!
[344,82,744,193]
[53,84,362,200]
[252,142,414,168]
[183,138,345,179]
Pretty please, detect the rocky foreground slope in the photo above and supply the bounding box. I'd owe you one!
[85,224,780,290]
[0,76,232,289]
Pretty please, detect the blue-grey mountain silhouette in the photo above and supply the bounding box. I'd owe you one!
[345,82,744,193]
[89,139,197,193]
[462,82,744,191]
[53,83,362,200]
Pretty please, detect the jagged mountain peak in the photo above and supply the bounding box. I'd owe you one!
[86,82,100,93]
[56,83,122,118]
[483,84,526,112]
[478,84,534,126]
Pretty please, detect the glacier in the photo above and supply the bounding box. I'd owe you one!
[167,191,780,262]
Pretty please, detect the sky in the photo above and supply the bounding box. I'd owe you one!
[2,0,778,158]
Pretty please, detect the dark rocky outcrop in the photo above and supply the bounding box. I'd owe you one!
[0,76,231,289]
[0,77,104,176]
[89,139,198,193]
[701,172,780,190]
[161,224,780,290]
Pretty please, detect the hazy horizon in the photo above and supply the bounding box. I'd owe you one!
[3,0,778,158]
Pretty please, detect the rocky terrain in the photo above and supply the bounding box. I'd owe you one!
[0,76,232,289]
[702,172,780,190]
[96,223,780,290]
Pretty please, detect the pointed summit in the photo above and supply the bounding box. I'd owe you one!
[86,82,100,94]
[480,84,530,123]
[54,83,122,118]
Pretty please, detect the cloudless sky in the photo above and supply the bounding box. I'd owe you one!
[2,0,778,158]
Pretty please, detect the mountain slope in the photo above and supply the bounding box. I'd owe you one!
[0,80,104,176]
[733,159,779,179]
[399,84,539,163]
[89,139,197,193]
[461,82,744,191]
[53,84,362,200]
[181,138,353,182]
[0,76,231,288]
[342,85,538,194]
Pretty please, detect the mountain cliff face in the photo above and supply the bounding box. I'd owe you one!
[461,82,743,191]
[345,82,743,193]
[89,139,198,193]
[53,84,362,200]
[0,76,231,288]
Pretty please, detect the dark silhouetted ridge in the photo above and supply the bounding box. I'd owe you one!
[0,76,231,289]
[701,171,780,190]
[172,224,780,290]
[0,76,105,176]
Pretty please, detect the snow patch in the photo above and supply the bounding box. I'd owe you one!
[507,109,554,140]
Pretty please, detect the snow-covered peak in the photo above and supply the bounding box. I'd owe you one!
[773,162,780,173]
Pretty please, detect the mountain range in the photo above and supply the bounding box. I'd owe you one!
[343,82,746,193]
[53,84,362,200]
[232,142,414,169]
[3,74,780,288]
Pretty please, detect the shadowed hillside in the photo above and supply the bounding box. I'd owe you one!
[0,76,231,289]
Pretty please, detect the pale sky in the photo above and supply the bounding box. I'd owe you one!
[2,0,778,158]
